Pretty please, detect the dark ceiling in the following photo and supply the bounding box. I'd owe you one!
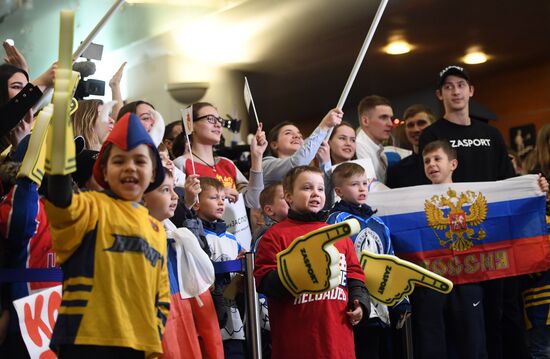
[240,0,550,128]
[1,0,549,130]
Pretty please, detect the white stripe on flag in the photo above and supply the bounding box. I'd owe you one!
[367,175,543,216]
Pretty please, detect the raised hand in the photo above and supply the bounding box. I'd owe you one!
[315,141,331,166]
[319,108,343,131]
[359,251,453,306]
[250,123,267,157]
[184,174,201,208]
[537,174,548,194]
[108,62,126,120]
[32,62,57,91]
[277,219,360,297]
[109,61,126,89]
[249,122,267,172]
[3,41,29,73]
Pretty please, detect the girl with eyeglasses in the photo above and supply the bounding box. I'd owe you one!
[183,101,267,208]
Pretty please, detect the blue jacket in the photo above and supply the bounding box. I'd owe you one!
[327,200,394,257]
[328,200,410,327]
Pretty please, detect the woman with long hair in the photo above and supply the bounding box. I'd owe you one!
[328,121,357,165]
[0,62,55,155]
[117,100,165,147]
[182,101,266,208]
[71,99,115,151]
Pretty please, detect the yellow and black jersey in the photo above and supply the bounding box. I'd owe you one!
[45,191,170,357]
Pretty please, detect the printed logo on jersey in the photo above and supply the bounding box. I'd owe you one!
[106,234,163,267]
[449,139,491,148]
[293,254,348,305]
[355,227,384,255]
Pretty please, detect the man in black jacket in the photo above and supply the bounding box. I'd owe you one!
[419,65,521,359]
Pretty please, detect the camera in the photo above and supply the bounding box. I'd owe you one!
[73,42,106,100]
[75,78,105,99]
[223,115,241,133]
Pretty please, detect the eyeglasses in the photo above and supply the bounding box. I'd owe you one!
[195,114,224,125]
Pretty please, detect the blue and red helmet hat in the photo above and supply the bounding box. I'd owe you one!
[92,112,165,193]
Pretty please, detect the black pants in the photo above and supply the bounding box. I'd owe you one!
[483,277,529,359]
[412,283,487,359]
[354,322,392,359]
[57,345,144,359]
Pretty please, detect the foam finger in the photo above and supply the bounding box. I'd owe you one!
[410,267,453,294]
[317,219,360,247]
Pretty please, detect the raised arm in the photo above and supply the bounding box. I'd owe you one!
[108,62,126,120]
[262,108,342,186]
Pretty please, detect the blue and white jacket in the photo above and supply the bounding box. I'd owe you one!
[202,219,245,341]
[327,200,410,326]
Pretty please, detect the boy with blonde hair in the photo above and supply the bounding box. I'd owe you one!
[328,162,410,358]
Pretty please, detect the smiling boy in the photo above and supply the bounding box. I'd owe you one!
[45,113,170,357]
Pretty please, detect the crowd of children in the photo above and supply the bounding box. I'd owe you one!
[0,38,549,359]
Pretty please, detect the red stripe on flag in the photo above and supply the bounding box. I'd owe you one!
[398,235,550,285]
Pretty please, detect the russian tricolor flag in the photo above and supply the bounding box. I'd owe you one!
[367,175,549,285]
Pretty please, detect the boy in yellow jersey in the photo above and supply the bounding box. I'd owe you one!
[45,113,170,358]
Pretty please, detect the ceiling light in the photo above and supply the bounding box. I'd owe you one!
[384,40,412,55]
[462,48,488,64]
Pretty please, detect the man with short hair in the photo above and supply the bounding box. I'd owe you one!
[355,95,394,183]
[419,65,519,359]
[419,66,514,182]
[386,104,435,188]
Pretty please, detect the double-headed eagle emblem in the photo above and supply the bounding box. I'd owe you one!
[425,188,488,251]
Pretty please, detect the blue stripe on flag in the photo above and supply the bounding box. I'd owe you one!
[380,196,546,254]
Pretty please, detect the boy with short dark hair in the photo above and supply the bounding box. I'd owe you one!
[45,113,170,357]
[254,165,369,359]
[194,176,245,358]
[412,139,486,359]
[327,162,410,359]
[422,140,458,184]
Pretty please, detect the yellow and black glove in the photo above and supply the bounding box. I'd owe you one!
[277,219,360,297]
[359,251,453,306]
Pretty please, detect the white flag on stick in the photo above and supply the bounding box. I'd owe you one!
[244,76,260,126]
[181,106,196,176]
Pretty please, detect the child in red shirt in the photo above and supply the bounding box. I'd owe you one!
[254,166,369,359]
